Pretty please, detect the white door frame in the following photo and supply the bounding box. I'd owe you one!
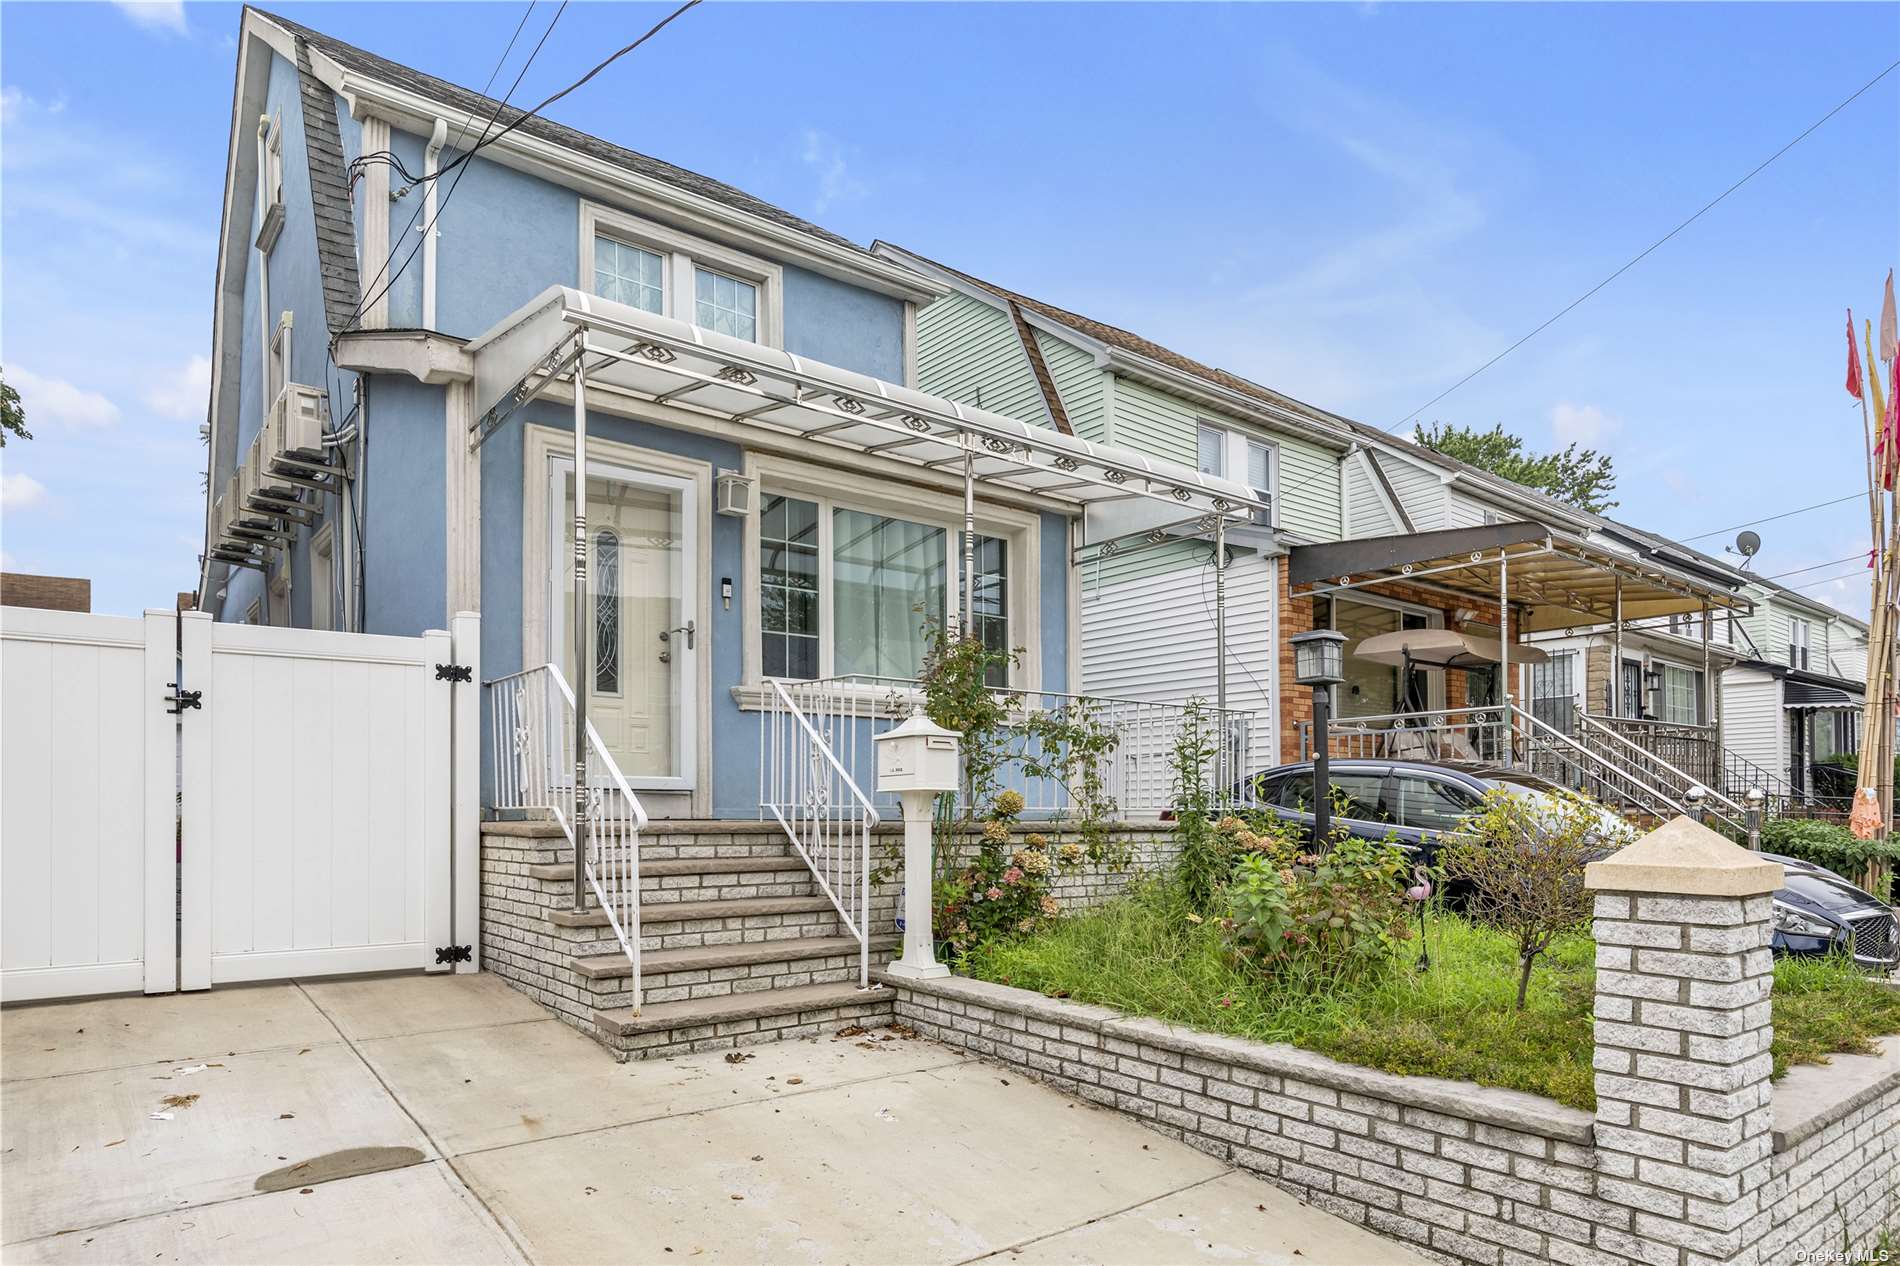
[544,449,701,794]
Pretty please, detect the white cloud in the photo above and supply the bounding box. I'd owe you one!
[145,355,211,422]
[800,129,867,215]
[1,473,48,511]
[1550,401,1620,448]
[7,367,121,431]
[111,1,187,35]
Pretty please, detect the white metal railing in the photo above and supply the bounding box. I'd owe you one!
[486,663,647,1008]
[759,678,878,986]
[762,675,1257,821]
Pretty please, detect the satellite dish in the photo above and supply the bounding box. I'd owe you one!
[1732,530,1761,568]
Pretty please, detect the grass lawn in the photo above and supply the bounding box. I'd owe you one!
[966,881,1900,1111]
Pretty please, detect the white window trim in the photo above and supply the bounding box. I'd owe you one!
[579,201,784,348]
[268,312,292,407]
[1195,421,1279,528]
[739,451,1042,696]
[521,425,715,805]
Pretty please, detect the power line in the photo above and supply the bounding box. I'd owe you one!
[1760,553,1863,581]
[1784,567,1869,594]
[1391,58,1900,432]
[1681,492,1864,543]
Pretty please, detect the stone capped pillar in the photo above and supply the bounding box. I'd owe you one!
[1585,816,1784,1266]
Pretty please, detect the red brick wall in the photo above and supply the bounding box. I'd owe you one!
[1275,566,1520,763]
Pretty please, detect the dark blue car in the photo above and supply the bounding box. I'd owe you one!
[1240,759,1897,970]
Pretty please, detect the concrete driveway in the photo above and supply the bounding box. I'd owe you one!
[2,974,1424,1265]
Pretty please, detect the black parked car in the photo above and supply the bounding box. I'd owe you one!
[1238,758,1898,970]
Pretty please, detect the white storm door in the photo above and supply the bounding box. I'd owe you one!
[549,458,697,791]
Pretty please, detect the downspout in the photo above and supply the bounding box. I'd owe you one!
[422,117,448,330]
[254,113,273,624]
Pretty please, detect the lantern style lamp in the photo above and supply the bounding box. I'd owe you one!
[1291,629,1348,844]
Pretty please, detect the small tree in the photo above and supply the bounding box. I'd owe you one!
[1439,788,1624,1009]
[0,369,30,448]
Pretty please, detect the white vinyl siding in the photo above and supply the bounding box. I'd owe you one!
[1343,450,1402,537]
[914,292,1045,423]
[1112,377,1199,466]
[1446,491,1492,529]
[1034,330,1107,441]
[1275,435,1339,540]
[1378,455,1448,531]
[1080,552,1276,771]
[1720,665,1784,784]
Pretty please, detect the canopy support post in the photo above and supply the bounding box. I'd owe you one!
[1702,598,1715,791]
[1612,576,1624,718]
[962,447,976,639]
[1214,515,1228,793]
[1499,551,1512,765]
[571,345,590,914]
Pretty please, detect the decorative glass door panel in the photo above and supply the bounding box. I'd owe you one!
[552,466,690,784]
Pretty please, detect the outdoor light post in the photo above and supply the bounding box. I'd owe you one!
[1292,629,1348,844]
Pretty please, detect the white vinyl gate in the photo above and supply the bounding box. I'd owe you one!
[0,606,479,1002]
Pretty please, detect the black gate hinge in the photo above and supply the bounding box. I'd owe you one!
[164,682,203,714]
[435,663,473,683]
[434,944,473,965]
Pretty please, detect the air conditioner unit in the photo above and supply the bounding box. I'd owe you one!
[265,382,329,468]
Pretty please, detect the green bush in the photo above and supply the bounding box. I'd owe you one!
[1759,817,1900,898]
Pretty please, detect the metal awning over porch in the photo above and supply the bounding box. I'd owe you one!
[467,286,1266,529]
[1288,522,1753,634]
[1785,681,1862,711]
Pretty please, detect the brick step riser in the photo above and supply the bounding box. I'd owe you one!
[482,839,806,865]
[604,994,897,1061]
[591,953,883,1007]
[549,912,853,956]
[521,874,821,904]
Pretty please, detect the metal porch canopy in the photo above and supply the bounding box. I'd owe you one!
[1784,681,1861,711]
[1288,522,1753,634]
[468,286,1266,527]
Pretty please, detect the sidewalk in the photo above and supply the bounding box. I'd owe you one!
[2,974,1425,1265]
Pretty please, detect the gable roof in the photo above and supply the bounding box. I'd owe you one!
[293,37,362,335]
[254,6,870,258]
[879,243,1755,593]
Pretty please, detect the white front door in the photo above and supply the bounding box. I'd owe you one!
[550,459,697,790]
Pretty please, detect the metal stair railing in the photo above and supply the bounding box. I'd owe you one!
[1505,704,1729,831]
[758,678,879,988]
[486,664,647,1009]
[1569,709,1746,833]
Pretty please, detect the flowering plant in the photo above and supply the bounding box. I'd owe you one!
[934,790,1081,958]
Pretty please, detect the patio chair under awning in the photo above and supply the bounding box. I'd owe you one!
[1353,627,1550,671]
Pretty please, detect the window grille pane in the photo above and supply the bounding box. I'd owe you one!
[593,237,663,313]
[760,494,819,680]
[695,267,758,342]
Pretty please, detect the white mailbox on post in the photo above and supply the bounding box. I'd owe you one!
[875,710,961,794]
[875,708,960,980]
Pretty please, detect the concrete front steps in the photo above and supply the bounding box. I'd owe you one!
[481,818,899,1060]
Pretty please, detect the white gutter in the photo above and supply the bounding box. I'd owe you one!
[422,116,447,330]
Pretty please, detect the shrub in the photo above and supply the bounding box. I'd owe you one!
[1439,787,1620,1009]
[1223,832,1413,983]
[1760,817,1900,899]
[933,789,1076,958]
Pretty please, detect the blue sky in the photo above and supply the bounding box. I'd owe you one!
[2,1,1896,618]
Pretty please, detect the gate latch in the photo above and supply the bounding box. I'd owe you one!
[164,682,202,714]
[435,663,473,684]
[435,944,473,965]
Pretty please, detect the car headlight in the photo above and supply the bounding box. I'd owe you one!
[1772,901,1836,939]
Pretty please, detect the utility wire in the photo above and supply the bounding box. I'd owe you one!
[1784,567,1871,594]
[1760,553,1863,582]
[1390,57,1900,431]
[1681,492,1865,543]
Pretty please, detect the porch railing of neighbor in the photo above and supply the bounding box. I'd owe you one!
[757,678,880,987]
[1297,703,1744,834]
[761,676,1255,826]
[486,663,647,1006]
[1569,709,1747,826]
[1581,714,1719,793]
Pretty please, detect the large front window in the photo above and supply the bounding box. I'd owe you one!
[834,509,946,679]
[1660,664,1701,725]
[757,490,1013,684]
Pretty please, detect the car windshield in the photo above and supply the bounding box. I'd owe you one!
[1484,778,1634,842]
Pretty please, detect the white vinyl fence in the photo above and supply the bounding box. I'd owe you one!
[1,606,480,1002]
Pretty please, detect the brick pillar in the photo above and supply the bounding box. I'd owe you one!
[1585,817,1785,1266]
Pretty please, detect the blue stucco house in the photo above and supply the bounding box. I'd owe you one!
[199,8,1262,828]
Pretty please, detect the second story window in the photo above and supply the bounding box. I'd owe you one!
[695,268,758,341]
[1790,617,1811,670]
[581,202,782,347]
[1195,423,1277,523]
[594,238,664,314]
[1197,424,1224,476]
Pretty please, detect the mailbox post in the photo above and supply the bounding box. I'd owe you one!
[875,708,961,981]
